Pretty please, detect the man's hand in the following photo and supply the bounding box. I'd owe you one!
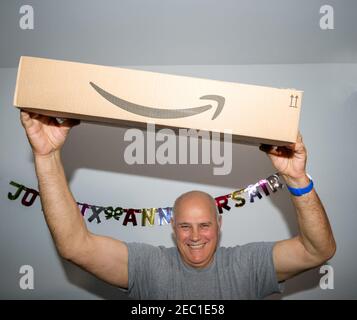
[20,110,80,157]
[259,132,308,187]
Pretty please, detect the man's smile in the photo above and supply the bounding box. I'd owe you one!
[187,243,206,249]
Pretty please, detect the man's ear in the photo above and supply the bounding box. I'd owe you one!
[171,218,175,233]
[218,215,222,229]
[170,218,176,239]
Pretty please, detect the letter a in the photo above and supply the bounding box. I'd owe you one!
[124,129,145,164]
[319,5,334,30]
[19,265,34,290]
[319,265,334,289]
[19,5,34,30]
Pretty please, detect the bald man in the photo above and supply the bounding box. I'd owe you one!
[20,111,336,299]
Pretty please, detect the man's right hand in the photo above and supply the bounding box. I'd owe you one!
[20,110,80,157]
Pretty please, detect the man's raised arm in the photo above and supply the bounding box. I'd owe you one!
[260,133,336,282]
[20,111,129,288]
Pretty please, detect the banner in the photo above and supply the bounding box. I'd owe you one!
[7,173,283,227]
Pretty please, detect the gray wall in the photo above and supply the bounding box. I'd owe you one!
[1,0,356,299]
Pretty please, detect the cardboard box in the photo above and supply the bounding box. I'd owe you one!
[14,56,303,145]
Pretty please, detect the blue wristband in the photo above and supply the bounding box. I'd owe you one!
[286,175,313,196]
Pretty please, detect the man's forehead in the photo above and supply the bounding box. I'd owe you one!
[175,213,215,222]
[174,207,217,222]
[176,220,213,226]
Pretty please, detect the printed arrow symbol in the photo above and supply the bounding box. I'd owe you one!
[90,82,225,120]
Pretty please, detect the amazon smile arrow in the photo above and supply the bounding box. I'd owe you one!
[89,82,225,120]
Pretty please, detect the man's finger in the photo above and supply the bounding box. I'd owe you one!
[259,144,273,153]
[259,144,295,157]
[61,118,81,128]
[20,110,33,129]
[259,144,280,156]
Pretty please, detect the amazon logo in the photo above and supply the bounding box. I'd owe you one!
[89,82,225,120]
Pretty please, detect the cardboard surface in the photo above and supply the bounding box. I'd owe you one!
[14,56,303,145]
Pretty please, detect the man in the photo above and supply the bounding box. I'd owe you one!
[20,110,336,299]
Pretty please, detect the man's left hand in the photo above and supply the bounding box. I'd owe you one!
[259,132,309,186]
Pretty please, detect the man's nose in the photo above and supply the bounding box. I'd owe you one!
[190,227,200,241]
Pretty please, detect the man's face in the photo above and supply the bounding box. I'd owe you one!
[172,193,221,269]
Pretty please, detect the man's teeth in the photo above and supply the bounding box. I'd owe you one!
[188,244,205,249]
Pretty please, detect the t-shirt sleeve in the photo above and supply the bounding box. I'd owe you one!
[236,242,284,299]
[125,242,166,299]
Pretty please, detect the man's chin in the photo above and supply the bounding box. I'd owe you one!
[186,254,213,269]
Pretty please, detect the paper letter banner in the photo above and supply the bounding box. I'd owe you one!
[7,173,284,227]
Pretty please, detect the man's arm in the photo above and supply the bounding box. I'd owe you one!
[273,175,336,281]
[260,133,336,282]
[21,111,129,288]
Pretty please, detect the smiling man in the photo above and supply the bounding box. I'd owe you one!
[127,191,280,299]
[20,110,336,300]
[172,191,221,269]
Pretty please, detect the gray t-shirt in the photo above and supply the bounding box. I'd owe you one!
[126,242,283,299]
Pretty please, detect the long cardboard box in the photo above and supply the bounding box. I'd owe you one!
[13,56,303,145]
